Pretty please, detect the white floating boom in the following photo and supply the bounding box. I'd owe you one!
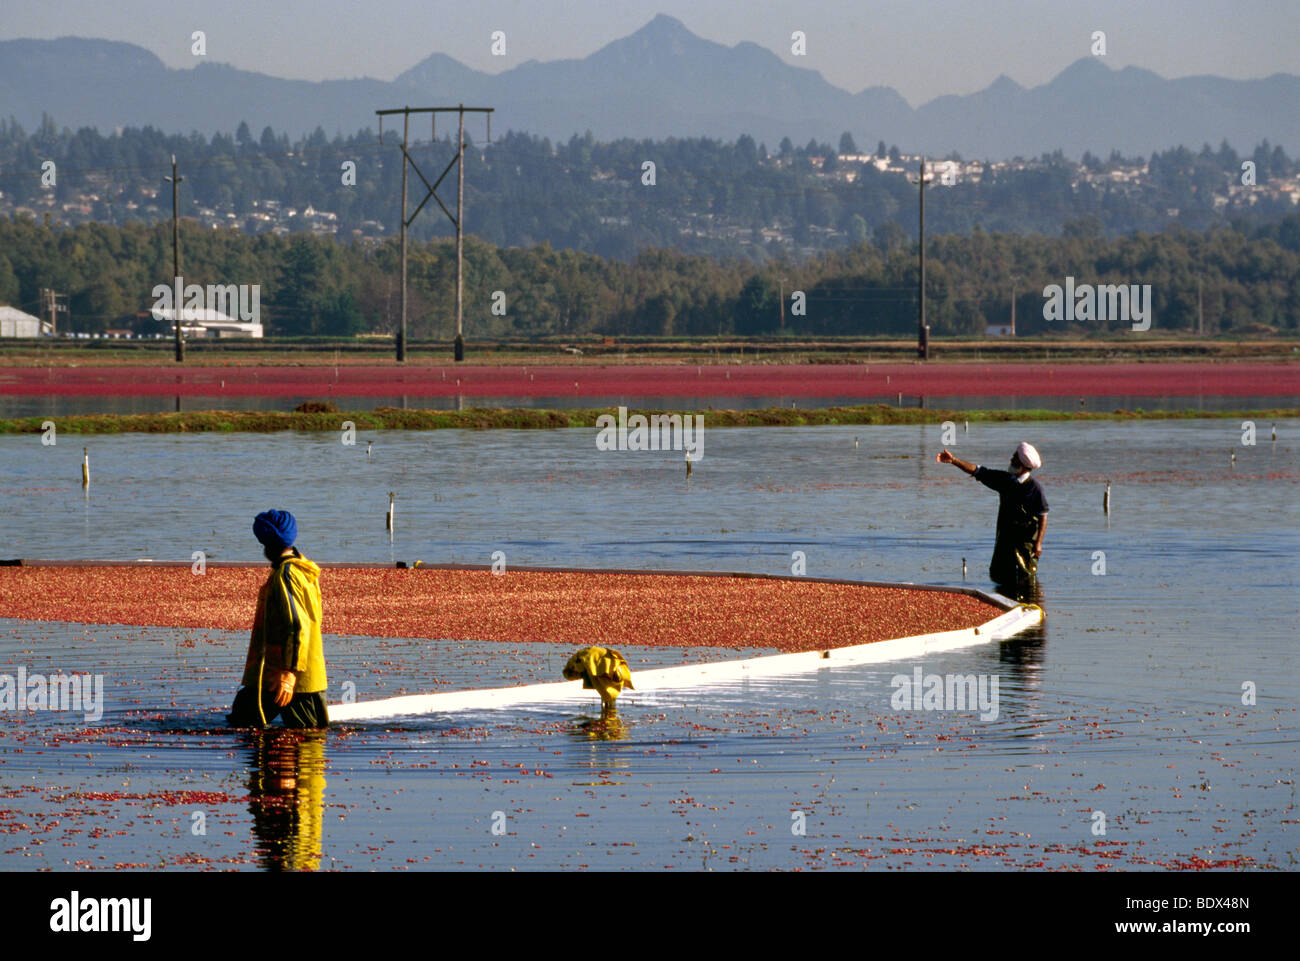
[328,601,1042,722]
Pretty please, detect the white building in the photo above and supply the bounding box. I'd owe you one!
[0,306,52,337]
[152,307,263,338]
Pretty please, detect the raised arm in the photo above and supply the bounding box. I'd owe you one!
[936,449,977,475]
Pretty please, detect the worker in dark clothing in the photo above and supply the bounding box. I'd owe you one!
[936,442,1049,593]
[227,510,330,729]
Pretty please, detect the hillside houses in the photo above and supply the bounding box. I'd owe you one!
[1,142,1295,253]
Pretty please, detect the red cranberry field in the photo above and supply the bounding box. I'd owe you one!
[0,565,1002,652]
[2,361,1296,400]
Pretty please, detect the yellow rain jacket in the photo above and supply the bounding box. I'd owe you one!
[562,646,634,705]
[241,552,327,695]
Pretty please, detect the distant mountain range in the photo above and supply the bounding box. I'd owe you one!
[2,14,1296,159]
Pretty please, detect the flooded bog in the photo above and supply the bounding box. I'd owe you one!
[0,420,1296,869]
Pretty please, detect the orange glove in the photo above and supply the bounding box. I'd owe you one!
[272,670,296,707]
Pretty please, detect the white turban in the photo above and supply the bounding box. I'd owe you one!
[1015,442,1042,470]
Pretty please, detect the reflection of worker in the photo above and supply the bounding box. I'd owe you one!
[245,729,327,872]
[227,510,330,728]
[936,443,1049,591]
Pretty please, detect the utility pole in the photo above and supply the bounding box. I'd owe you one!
[164,155,185,362]
[455,107,465,362]
[1011,276,1018,336]
[778,277,786,331]
[1197,276,1204,336]
[42,287,68,337]
[920,157,926,359]
[399,111,408,361]
[377,104,493,362]
[909,157,934,359]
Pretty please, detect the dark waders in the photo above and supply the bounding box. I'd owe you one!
[990,511,1040,597]
[228,687,330,729]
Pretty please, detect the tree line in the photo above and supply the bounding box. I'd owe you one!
[1,213,1297,337]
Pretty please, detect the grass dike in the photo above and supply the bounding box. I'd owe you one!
[1,401,1297,435]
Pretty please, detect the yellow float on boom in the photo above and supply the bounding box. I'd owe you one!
[562,646,634,711]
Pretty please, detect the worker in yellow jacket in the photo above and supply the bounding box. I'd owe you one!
[227,510,330,728]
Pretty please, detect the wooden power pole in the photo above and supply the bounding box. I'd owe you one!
[164,155,185,362]
[377,104,493,362]
[40,287,66,336]
[1198,276,1204,336]
[910,157,933,360]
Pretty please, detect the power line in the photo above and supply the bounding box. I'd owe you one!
[376,105,493,362]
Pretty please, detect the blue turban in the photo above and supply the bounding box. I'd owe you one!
[253,510,297,551]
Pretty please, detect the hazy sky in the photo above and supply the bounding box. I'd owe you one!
[5,0,1297,105]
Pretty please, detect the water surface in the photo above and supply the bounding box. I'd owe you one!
[0,421,1296,870]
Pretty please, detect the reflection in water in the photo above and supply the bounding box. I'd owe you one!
[997,580,1047,672]
[243,729,328,872]
[569,710,629,742]
[994,575,1046,607]
[997,619,1048,703]
[567,710,633,787]
[8,392,1292,419]
[994,580,1047,735]
[995,621,1050,742]
[998,623,1047,673]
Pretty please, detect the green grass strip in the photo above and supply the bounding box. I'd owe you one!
[2,404,1298,435]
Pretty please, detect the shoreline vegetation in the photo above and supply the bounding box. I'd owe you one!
[3,403,1297,435]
